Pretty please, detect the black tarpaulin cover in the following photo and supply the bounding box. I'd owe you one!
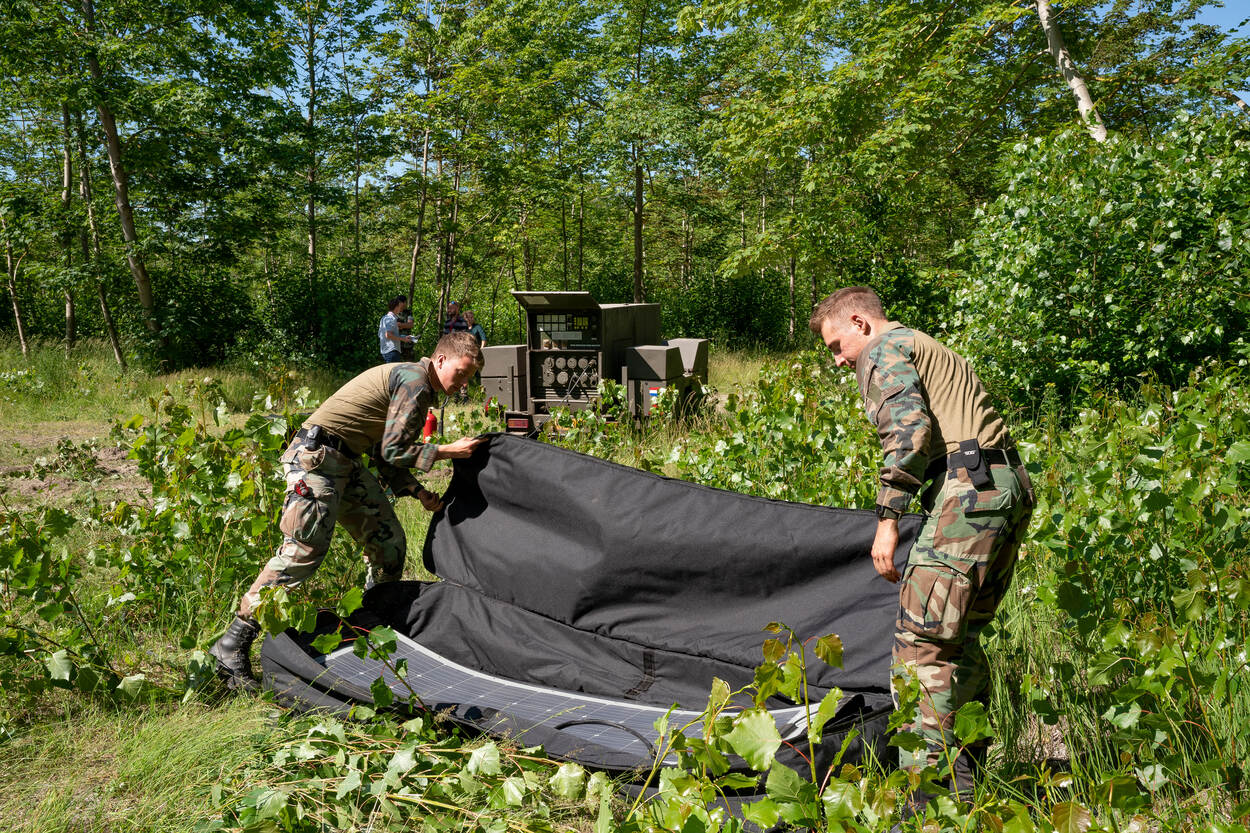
[261,433,922,775]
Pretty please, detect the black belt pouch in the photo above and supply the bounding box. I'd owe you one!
[958,439,994,490]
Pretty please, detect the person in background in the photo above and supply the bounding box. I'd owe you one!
[464,309,487,347]
[442,300,468,335]
[379,295,414,363]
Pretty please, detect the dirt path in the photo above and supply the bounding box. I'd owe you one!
[0,420,143,506]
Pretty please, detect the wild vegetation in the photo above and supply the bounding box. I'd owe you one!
[1,0,1246,377]
[1,343,1247,832]
[2,0,1249,830]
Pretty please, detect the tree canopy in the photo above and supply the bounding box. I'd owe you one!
[1,0,1246,395]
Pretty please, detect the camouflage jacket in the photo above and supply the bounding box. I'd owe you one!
[855,324,1010,514]
[306,360,441,497]
[371,360,440,497]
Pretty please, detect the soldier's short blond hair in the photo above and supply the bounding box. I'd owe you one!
[435,331,483,366]
[808,286,886,334]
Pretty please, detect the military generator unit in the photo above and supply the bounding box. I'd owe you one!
[480,291,709,433]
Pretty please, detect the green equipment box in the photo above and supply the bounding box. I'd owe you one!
[480,291,709,432]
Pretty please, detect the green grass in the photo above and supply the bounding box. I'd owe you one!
[0,336,345,435]
[706,345,772,392]
[0,699,275,833]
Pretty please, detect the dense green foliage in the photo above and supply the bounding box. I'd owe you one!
[1,0,1247,375]
[3,353,1248,831]
[955,111,1250,408]
[3,0,1250,828]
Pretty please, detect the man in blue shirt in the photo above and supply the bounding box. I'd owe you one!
[379,295,413,362]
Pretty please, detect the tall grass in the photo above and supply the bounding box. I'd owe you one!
[0,337,346,427]
[0,699,274,833]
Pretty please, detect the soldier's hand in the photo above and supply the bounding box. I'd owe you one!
[416,488,444,512]
[871,520,901,583]
[436,436,484,460]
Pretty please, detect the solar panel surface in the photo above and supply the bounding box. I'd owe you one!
[322,633,815,762]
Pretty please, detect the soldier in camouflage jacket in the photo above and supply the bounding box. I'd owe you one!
[209,331,485,690]
[810,287,1033,808]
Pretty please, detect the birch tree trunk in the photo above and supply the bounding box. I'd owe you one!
[1035,0,1107,142]
[452,152,467,295]
[577,168,585,290]
[633,144,644,302]
[81,0,161,344]
[76,111,125,368]
[305,6,320,286]
[631,4,648,303]
[61,103,76,354]
[1,217,30,357]
[407,126,431,304]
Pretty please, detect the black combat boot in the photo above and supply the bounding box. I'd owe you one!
[953,742,987,801]
[208,614,261,691]
[890,788,936,832]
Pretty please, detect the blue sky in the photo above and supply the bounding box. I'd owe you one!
[1193,3,1248,32]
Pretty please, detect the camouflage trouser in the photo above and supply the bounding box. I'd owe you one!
[243,439,407,611]
[893,461,1033,774]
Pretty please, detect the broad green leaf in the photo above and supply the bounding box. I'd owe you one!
[311,632,342,655]
[820,779,861,820]
[724,708,782,771]
[116,674,146,699]
[337,588,364,618]
[716,773,760,790]
[254,787,288,820]
[386,746,417,777]
[371,676,395,709]
[888,730,928,752]
[45,650,73,684]
[706,676,731,717]
[595,786,614,833]
[549,762,585,800]
[953,701,994,744]
[741,797,780,828]
[1051,801,1092,833]
[1102,700,1141,730]
[761,638,786,664]
[335,769,362,799]
[809,688,844,744]
[368,626,398,659]
[814,634,843,668]
[1227,440,1250,464]
[586,771,611,806]
[467,742,502,776]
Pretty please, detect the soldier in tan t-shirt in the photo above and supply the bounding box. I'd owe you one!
[209,332,485,690]
[810,286,1033,815]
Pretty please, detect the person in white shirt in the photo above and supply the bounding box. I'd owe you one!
[378,295,414,362]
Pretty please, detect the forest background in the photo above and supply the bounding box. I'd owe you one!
[1,0,1247,409]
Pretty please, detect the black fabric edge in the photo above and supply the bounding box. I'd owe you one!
[461,433,926,523]
[261,612,896,778]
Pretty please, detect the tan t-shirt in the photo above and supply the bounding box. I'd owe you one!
[306,359,436,457]
[855,324,1011,511]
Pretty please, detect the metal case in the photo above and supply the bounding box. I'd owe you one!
[497,291,708,432]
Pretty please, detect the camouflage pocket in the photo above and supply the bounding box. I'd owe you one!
[295,446,327,472]
[279,478,335,554]
[898,563,972,643]
[930,469,1015,559]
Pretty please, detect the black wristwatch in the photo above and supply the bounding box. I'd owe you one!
[875,504,902,521]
